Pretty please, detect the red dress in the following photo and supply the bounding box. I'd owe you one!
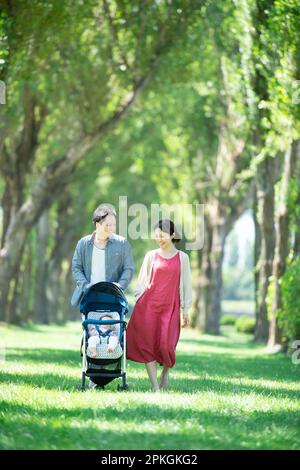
[126,251,181,368]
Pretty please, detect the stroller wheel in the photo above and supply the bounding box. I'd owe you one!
[117,383,129,392]
[81,372,86,390]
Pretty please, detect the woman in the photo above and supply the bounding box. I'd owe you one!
[126,219,192,391]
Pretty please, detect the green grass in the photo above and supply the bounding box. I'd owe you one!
[0,322,299,450]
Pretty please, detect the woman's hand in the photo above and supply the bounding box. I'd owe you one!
[182,312,189,328]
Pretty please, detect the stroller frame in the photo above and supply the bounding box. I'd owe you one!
[80,282,129,391]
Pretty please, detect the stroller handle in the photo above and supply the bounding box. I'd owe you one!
[82,319,127,328]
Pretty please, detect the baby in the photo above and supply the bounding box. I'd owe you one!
[87,315,119,358]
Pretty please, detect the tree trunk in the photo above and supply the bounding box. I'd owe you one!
[19,235,34,323]
[65,267,78,321]
[254,155,278,342]
[195,194,249,334]
[253,187,260,334]
[46,229,76,324]
[268,139,300,349]
[191,238,203,329]
[206,220,227,334]
[45,190,84,323]
[292,146,300,260]
[196,219,212,331]
[34,211,50,324]
[6,260,23,325]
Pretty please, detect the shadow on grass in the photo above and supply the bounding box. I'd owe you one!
[1,368,299,400]
[2,325,299,398]
[1,400,299,450]
[2,323,46,334]
[6,348,80,365]
[0,370,80,391]
[175,350,299,382]
[180,337,262,351]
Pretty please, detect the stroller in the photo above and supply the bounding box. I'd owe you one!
[80,281,129,391]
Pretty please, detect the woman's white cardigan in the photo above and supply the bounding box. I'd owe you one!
[133,249,193,312]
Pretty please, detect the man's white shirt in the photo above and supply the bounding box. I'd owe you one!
[90,244,106,284]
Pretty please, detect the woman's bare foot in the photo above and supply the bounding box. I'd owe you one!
[159,367,169,389]
[145,361,160,392]
[159,383,169,390]
[159,380,169,389]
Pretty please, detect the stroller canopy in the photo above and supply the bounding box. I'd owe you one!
[80,281,128,316]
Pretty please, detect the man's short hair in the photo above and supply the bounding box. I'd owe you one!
[93,205,116,225]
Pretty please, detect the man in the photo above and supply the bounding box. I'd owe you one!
[71,204,134,308]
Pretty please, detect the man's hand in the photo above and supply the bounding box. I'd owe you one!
[114,282,123,290]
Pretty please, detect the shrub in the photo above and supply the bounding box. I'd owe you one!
[277,255,300,342]
[235,316,255,334]
[220,315,236,326]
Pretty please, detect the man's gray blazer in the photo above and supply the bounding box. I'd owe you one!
[71,231,134,307]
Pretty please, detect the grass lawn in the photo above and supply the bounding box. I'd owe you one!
[0,321,299,450]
